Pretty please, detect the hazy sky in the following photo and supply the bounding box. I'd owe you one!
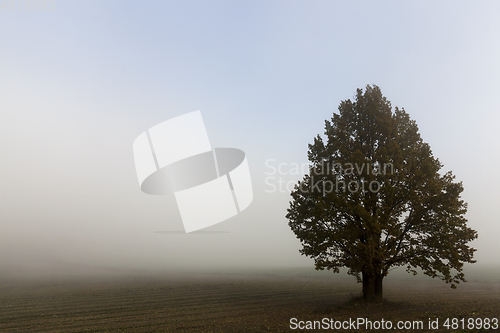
[1,1,499,274]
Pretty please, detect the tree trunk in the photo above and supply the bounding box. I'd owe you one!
[362,271,383,301]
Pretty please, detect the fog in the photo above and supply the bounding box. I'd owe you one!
[1,1,500,278]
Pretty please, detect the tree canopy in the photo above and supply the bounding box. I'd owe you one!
[286,85,478,300]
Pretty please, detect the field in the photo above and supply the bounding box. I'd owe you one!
[0,267,499,332]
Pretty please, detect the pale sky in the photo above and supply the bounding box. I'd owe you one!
[1,0,499,274]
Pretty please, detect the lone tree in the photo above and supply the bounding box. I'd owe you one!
[286,85,478,301]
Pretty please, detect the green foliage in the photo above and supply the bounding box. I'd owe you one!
[287,85,478,288]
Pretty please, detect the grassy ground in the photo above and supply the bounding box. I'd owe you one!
[0,268,499,332]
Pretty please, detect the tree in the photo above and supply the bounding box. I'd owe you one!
[286,85,478,301]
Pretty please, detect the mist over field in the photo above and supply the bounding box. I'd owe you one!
[1,1,500,284]
[2,3,500,332]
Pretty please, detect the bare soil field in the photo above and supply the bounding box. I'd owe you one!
[0,268,499,332]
